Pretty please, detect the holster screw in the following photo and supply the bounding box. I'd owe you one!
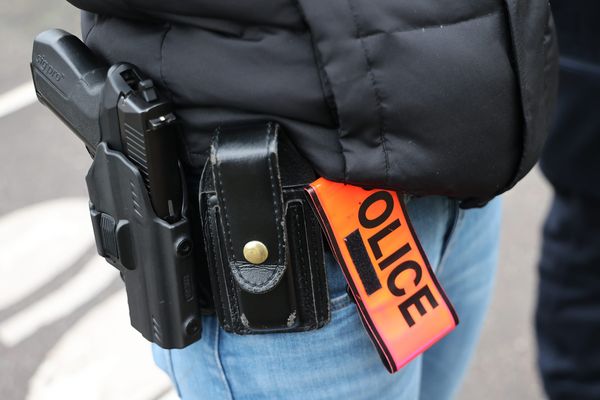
[185,317,201,336]
[176,238,192,257]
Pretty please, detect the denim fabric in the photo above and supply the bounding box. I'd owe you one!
[153,196,501,400]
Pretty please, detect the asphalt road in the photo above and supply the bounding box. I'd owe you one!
[0,1,551,399]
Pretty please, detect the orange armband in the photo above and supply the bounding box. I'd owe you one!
[306,178,458,373]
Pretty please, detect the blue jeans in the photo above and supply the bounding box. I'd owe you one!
[153,196,501,399]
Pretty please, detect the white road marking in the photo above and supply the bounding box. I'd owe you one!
[0,198,93,312]
[0,255,116,347]
[27,291,175,400]
[157,391,180,400]
[0,82,37,119]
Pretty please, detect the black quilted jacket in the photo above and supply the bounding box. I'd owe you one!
[67,0,558,206]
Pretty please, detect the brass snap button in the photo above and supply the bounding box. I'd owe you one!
[243,241,269,265]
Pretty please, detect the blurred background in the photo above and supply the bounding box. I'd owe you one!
[0,1,552,399]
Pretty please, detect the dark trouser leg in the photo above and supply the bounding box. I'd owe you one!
[536,191,600,400]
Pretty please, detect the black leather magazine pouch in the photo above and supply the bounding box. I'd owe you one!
[199,122,330,334]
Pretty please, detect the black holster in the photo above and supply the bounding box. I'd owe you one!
[200,122,330,334]
[86,143,202,348]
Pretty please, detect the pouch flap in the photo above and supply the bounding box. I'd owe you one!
[210,122,287,294]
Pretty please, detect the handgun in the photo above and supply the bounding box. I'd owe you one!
[30,29,202,349]
[31,28,182,222]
